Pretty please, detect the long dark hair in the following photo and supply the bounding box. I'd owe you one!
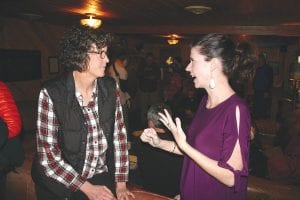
[191,33,256,81]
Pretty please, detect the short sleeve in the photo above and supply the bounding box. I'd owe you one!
[218,104,251,192]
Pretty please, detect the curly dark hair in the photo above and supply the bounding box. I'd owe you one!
[59,25,113,72]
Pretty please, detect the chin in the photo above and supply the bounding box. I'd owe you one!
[97,70,106,77]
[193,81,201,89]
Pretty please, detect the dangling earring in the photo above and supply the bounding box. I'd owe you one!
[209,68,216,89]
[209,78,216,89]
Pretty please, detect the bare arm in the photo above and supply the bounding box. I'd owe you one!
[159,109,244,187]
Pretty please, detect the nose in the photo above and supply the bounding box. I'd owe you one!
[105,55,109,63]
[186,62,191,72]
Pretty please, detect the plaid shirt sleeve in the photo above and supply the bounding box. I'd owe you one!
[113,88,129,182]
[36,88,85,191]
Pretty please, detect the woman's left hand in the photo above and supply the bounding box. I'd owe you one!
[116,182,135,200]
[159,109,187,149]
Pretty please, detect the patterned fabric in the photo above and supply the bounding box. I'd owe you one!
[36,81,128,191]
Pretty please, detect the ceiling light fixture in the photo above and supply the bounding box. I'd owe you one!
[80,14,102,29]
[167,34,179,45]
[184,5,212,15]
[20,13,43,21]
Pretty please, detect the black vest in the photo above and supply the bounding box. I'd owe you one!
[31,73,116,198]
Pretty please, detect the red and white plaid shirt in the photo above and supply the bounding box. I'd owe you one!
[36,81,129,191]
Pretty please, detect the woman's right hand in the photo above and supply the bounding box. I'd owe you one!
[140,128,161,147]
[173,194,180,200]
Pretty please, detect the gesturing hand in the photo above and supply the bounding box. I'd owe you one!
[140,128,161,147]
[158,109,187,149]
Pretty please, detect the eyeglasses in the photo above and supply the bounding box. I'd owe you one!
[88,50,107,59]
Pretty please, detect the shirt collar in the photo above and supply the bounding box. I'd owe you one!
[75,79,98,106]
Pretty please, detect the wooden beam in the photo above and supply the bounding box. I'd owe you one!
[102,25,300,36]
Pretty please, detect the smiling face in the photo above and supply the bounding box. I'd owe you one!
[185,47,211,89]
[86,45,109,78]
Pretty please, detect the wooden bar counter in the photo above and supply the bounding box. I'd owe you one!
[128,185,172,200]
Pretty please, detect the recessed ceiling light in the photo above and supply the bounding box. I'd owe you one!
[20,13,43,21]
[184,5,212,15]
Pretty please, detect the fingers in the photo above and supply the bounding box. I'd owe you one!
[140,128,155,142]
[175,117,182,131]
[103,186,113,194]
[163,109,173,119]
[127,191,135,198]
[159,109,176,130]
[101,186,115,200]
[116,190,135,200]
[158,112,170,128]
[140,128,160,147]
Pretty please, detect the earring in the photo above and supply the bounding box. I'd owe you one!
[209,67,216,89]
[209,78,216,89]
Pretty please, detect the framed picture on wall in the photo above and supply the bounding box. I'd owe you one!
[48,56,59,74]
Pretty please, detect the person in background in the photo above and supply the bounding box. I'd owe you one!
[0,117,8,198]
[137,53,162,126]
[0,81,24,200]
[31,25,134,200]
[135,103,182,197]
[141,33,256,200]
[107,52,131,133]
[253,52,273,119]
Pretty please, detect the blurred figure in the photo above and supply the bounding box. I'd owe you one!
[0,81,24,200]
[163,57,183,104]
[176,80,205,131]
[136,103,182,197]
[137,53,162,126]
[253,52,273,119]
[107,52,131,132]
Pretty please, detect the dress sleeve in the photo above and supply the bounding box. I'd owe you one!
[218,104,251,192]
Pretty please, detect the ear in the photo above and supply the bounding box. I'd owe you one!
[210,58,221,72]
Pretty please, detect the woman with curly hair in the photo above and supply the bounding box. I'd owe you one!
[31,25,134,200]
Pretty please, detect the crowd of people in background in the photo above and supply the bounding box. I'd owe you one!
[106,49,206,134]
[2,26,300,199]
[106,33,300,197]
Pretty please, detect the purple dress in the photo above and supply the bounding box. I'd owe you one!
[180,94,251,200]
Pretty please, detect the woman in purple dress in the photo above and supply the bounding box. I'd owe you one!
[140,33,256,200]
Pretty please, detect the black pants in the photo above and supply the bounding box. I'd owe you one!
[35,172,115,200]
[0,173,7,200]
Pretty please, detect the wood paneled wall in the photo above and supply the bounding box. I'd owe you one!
[0,17,299,130]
